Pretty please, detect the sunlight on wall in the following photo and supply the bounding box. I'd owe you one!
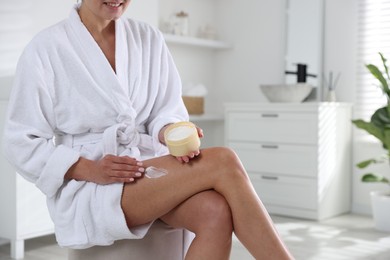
[317,104,352,217]
[318,105,338,201]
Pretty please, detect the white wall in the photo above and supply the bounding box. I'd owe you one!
[215,0,357,107]
[30,1,74,36]
[323,0,387,216]
[215,0,286,110]
[323,0,357,104]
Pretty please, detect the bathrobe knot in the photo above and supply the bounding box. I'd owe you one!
[102,112,154,157]
[112,112,147,155]
[114,124,156,158]
[116,123,141,148]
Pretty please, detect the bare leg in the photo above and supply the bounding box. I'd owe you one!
[121,147,293,259]
[161,190,233,260]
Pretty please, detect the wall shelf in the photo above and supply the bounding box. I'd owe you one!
[163,33,232,50]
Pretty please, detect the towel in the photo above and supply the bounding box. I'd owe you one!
[3,4,188,248]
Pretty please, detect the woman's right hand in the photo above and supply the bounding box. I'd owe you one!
[65,155,145,184]
[175,126,204,163]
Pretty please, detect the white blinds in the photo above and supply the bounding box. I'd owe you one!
[356,0,390,132]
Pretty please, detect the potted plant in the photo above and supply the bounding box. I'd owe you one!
[352,52,390,232]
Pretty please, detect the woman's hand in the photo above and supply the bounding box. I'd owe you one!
[158,123,204,163]
[65,155,145,184]
[176,126,204,163]
[158,124,172,145]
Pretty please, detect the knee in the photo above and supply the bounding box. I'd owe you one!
[210,147,241,168]
[194,191,233,234]
[211,147,249,182]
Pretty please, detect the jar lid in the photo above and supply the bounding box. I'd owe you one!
[165,122,197,145]
[164,122,201,156]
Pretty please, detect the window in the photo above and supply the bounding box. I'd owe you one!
[356,0,390,140]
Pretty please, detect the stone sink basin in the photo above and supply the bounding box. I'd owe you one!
[260,83,313,103]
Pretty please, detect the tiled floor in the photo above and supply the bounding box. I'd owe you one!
[231,214,390,260]
[1,214,389,260]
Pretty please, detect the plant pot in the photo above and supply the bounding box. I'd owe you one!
[370,191,390,232]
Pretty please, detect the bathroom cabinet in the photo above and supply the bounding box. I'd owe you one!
[225,103,352,220]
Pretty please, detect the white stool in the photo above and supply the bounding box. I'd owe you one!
[67,220,194,260]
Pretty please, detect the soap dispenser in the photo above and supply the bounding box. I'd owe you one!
[285,63,316,83]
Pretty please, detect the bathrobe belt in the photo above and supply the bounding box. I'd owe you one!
[55,123,155,157]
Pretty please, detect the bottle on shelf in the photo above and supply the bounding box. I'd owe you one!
[173,11,189,36]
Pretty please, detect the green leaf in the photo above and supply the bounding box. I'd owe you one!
[385,128,390,150]
[362,173,390,183]
[371,107,390,128]
[356,154,389,169]
[366,64,390,94]
[356,159,377,169]
[353,53,390,178]
[352,119,385,143]
[379,52,390,81]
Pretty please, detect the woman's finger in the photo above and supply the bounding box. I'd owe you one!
[110,169,144,178]
[196,126,204,138]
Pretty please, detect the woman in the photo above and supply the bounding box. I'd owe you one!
[3,0,293,259]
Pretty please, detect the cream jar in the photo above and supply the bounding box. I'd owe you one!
[164,122,201,156]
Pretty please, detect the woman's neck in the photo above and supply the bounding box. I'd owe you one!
[78,4,117,72]
[78,4,115,40]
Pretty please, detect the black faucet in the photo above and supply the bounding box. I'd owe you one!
[285,63,316,83]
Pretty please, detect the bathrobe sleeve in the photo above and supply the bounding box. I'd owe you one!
[145,30,189,145]
[3,41,80,198]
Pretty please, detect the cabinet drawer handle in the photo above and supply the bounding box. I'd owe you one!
[261,144,279,149]
[261,176,279,181]
[261,113,279,118]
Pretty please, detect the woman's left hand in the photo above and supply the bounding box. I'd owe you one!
[176,126,203,163]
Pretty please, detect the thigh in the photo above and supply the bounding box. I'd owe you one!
[120,147,227,227]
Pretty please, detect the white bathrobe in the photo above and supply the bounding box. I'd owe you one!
[3,5,188,249]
